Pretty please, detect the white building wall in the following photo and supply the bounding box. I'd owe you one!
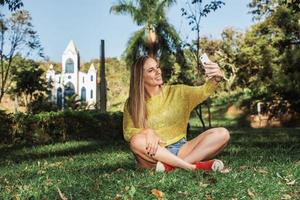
[45,40,99,108]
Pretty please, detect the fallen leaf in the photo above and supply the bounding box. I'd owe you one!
[220,168,231,174]
[257,168,268,174]
[286,180,296,185]
[151,188,165,199]
[205,193,212,200]
[115,168,125,173]
[208,177,217,185]
[128,186,136,198]
[199,182,209,188]
[276,172,283,179]
[281,194,292,199]
[113,193,122,200]
[247,188,255,199]
[240,165,248,170]
[57,187,68,200]
[48,162,63,168]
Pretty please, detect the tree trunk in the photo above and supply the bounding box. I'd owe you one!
[196,104,206,129]
[207,99,212,128]
[146,25,157,58]
[0,90,4,103]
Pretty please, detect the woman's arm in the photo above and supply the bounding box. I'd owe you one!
[123,103,164,156]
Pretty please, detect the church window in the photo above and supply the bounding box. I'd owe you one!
[68,75,71,79]
[81,87,86,102]
[83,77,85,83]
[64,82,75,98]
[90,90,93,98]
[65,58,74,73]
[91,75,93,81]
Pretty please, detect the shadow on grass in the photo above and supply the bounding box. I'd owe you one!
[0,139,129,165]
[0,127,299,167]
[188,127,300,163]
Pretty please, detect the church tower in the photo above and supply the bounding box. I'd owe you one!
[62,40,80,98]
[46,40,99,109]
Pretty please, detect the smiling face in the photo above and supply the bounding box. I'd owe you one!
[143,57,163,87]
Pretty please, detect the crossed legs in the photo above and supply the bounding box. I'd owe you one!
[130,127,230,170]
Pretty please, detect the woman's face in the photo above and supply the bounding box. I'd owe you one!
[143,58,163,87]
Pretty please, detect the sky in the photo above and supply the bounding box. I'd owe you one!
[6,0,254,63]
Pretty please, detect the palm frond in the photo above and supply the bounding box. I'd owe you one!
[124,28,147,67]
[110,0,145,25]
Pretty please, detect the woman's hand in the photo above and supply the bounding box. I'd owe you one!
[203,62,224,82]
[142,129,165,157]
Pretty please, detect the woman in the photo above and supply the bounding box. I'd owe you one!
[123,56,230,172]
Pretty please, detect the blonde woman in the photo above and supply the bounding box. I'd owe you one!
[123,56,230,172]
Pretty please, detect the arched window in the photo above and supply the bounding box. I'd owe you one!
[65,58,74,73]
[81,87,86,102]
[64,82,75,98]
[82,77,85,83]
[90,75,93,81]
[90,89,93,99]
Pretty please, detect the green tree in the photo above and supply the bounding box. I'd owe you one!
[0,0,23,11]
[234,1,300,113]
[0,10,43,102]
[11,56,47,112]
[110,0,186,81]
[181,0,225,128]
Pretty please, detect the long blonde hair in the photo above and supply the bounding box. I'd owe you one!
[127,56,150,128]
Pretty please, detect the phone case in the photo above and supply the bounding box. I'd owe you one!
[200,53,211,65]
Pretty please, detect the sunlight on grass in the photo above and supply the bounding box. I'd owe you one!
[0,128,299,199]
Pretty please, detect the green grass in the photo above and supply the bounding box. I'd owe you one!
[189,105,246,128]
[0,127,299,199]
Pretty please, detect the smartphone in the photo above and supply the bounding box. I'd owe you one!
[200,53,211,65]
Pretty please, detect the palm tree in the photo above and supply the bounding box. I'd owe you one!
[110,0,187,81]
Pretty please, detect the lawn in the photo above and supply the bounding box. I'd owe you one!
[0,126,299,199]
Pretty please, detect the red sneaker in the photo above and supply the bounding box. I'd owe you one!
[155,161,175,172]
[194,159,224,172]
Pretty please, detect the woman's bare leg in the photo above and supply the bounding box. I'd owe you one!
[178,127,230,163]
[130,133,195,170]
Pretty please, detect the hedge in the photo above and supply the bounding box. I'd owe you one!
[0,110,123,145]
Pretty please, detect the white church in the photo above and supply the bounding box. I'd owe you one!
[46,40,99,108]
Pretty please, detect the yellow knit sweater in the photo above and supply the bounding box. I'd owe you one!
[123,79,218,146]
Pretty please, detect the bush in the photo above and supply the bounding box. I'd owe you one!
[0,110,13,143]
[6,110,123,145]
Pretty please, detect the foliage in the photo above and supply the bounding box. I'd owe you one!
[181,0,225,129]
[0,9,43,102]
[0,0,23,11]
[110,0,187,81]
[235,2,300,112]
[0,109,13,142]
[10,56,48,112]
[2,110,123,145]
[181,0,225,82]
[248,0,300,20]
[0,128,299,199]
[63,94,88,111]
[27,94,59,114]
[71,57,130,112]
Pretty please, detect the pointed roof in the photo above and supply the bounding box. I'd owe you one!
[89,63,96,71]
[63,40,79,54]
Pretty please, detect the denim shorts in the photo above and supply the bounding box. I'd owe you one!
[166,138,187,156]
